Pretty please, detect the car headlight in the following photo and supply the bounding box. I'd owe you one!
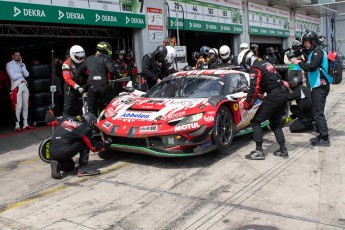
[177,113,204,126]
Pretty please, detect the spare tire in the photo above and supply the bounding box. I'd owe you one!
[28,79,51,93]
[30,93,51,107]
[29,64,51,79]
[29,106,49,122]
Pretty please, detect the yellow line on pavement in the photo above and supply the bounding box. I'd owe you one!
[0,161,132,214]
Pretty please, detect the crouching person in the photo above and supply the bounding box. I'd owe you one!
[287,76,314,133]
[45,110,111,179]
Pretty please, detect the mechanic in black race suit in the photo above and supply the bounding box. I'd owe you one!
[286,75,314,133]
[292,31,333,146]
[45,110,111,179]
[238,48,289,160]
[86,41,120,117]
[62,45,87,116]
[142,45,168,90]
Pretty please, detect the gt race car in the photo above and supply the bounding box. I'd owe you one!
[97,69,268,157]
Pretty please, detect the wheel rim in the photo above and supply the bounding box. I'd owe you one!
[216,110,233,145]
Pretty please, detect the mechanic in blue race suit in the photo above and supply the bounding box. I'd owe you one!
[86,41,120,117]
[45,110,111,179]
[238,48,288,160]
[292,30,333,146]
[286,75,314,133]
[142,46,168,90]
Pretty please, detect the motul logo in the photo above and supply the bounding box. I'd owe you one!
[175,123,200,132]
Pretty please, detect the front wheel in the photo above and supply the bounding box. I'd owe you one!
[212,106,234,152]
[38,137,52,163]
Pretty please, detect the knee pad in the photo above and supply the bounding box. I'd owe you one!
[61,159,75,172]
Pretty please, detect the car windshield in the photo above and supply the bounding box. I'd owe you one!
[145,75,224,98]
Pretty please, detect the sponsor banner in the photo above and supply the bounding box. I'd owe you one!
[0,1,145,28]
[249,26,290,37]
[295,13,320,38]
[248,2,289,37]
[139,125,158,132]
[203,116,214,122]
[169,18,242,34]
[167,0,242,34]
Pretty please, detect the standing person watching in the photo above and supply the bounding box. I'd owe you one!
[238,49,288,160]
[86,41,120,117]
[142,45,168,90]
[292,31,333,146]
[62,45,87,116]
[6,49,34,132]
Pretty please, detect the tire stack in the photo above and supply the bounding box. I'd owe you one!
[28,64,51,124]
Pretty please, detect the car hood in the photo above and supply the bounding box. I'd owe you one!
[102,95,210,123]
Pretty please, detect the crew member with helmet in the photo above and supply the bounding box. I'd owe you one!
[219,45,233,66]
[86,41,120,117]
[166,46,178,74]
[240,43,249,51]
[286,75,313,133]
[123,50,139,85]
[264,46,279,65]
[142,45,168,90]
[113,49,128,91]
[200,46,211,62]
[292,30,333,146]
[238,48,288,160]
[192,51,205,70]
[284,40,304,82]
[45,110,111,179]
[250,43,260,57]
[207,48,219,69]
[61,45,87,116]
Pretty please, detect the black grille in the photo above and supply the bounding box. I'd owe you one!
[113,137,147,147]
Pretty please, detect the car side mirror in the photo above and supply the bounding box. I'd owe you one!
[124,87,135,93]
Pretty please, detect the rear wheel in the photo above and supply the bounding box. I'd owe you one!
[212,106,234,152]
[38,137,52,163]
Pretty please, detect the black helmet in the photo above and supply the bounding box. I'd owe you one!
[192,51,201,59]
[183,65,193,71]
[301,30,320,47]
[288,76,303,89]
[154,46,168,61]
[251,43,259,49]
[96,41,112,56]
[82,112,97,128]
[266,46,275,54]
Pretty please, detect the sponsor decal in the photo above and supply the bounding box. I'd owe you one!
[204,116,214,122]
[175,122,200,132]
[120,112,150,119]
[206,111,216,115]
[102,121,112,128]
[164,111,186,120]
[61,119,78,132]
[139,125,158,132]
[233,103,239,111]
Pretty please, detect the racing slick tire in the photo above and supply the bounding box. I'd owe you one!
[38,137,52,163]
[212,106,234,152]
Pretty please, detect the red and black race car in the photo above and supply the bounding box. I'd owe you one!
[97,69,268,157]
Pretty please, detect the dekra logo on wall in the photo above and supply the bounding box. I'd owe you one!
[13,6,46,18]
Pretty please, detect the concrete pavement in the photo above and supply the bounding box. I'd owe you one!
[0,80,345,230]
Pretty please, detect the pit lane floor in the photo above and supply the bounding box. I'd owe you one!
[0,82,345,230]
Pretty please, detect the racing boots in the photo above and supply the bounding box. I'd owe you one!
[51,160,62,179]
[245,149,265,160]
[310,135,330,147]
[77,166,101,177]
[273,147,289,158]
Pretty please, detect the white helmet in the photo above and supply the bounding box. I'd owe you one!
[166,46,176,64]
[70,45,86,64]
[237,49,255,68]
[240,43,249,49]
[219,45,231,60]
[209,48,218,56]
